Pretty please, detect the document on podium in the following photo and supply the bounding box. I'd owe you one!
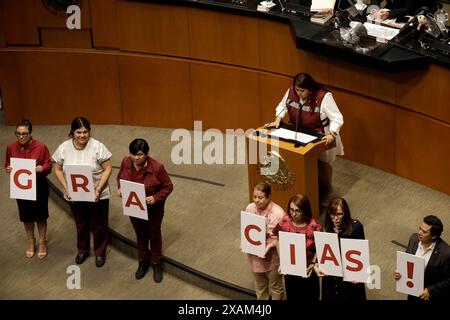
[311,0,336,11]
[269,128,318,145]
[363,22,400,40]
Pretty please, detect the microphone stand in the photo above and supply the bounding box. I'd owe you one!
[253,96,289,137]
[293,101,302,148]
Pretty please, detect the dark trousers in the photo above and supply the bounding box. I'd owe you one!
[130,207,164,264]
[284,273,320,301]
[70,199,109,257]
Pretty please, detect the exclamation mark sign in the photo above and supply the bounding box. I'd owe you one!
[406,261,414,288]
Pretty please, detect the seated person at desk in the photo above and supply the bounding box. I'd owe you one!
[370,0,437,20]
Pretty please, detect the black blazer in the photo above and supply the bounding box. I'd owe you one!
[406,233,450,301]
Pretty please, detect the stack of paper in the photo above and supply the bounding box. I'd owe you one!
[269,128,318,144]
[363,22,400,40]
[311,0,336,11]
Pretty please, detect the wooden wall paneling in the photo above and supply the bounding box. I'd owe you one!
[258,19,328,82]
[0,52,23,125]
[191,62,261,131]
[38,0,91,29]
[395,109,450,195]
[0,0,40,45]
[328,58,397,104]
[188,8,259,68]
[259,72,292,125]
[119,54,193,129]
[117,1,189,57]
[0,50,122,125]
[90,0,119,48]
[41,28,92,48]
[0,0,5,47]
[395,65,450,123]
[333,88,395,173]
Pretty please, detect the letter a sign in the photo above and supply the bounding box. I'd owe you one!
[10,158,36,201]
[120,179,148,220]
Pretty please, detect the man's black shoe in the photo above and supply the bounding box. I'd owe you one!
[95,256,105,268]
[75,253,88,265]
[152,263,163,283]
[135,260,150,280]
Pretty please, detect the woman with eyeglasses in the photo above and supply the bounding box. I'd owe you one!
[52,117,112,268]
[272,193,321,301]
[5,119,52,259]
[244,182,285,300]
[314,197,366,301]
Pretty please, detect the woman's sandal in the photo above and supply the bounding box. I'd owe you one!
[26,238,36,258]
[37,239,47,260]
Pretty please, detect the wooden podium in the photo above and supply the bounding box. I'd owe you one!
[247,127,327,219]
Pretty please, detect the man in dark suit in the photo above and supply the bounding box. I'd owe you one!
[395,215,450,301]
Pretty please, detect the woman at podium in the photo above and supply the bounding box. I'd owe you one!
[265,73,344,207]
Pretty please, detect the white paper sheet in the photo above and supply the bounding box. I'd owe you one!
[10,158,36,201]
[269,128,318,144]
[364,22,400,40]
[279,231,307,277]
[240,211,266,258]
[314,231,344,277]
[311,0,336,11]
[396,251,425,297]
[120,179,148,220]
[64,164,95,202]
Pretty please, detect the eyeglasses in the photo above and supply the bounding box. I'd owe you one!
[15,132,30,137]
[289,208,301,214]
[330,212,344,218]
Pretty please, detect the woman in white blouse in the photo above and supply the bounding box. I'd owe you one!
[52,117,112,268]
[265,73,344,207]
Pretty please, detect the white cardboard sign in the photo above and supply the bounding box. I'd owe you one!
[341,238,371,283]
[64,164,95,202]
[10,158,36,201]
[314,231,344,277]
[279,231,307,277]
[396,251,425,297]
[120,179,148,220]
[240,211,266,258]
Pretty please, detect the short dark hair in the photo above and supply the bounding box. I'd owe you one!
[253,182,271,198]
[69,117,91,137]
[287,194,312,224]
[293,73,321,92]
[423,215,444,238]
[16,119,32,133]
[129,138,150,155]
[325,197,353,236]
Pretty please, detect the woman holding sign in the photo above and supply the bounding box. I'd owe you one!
[116,138,173,283]
[5,119,52,259]
[52,117,112,268]
[272,194,321,301]
[264,73,344,207]
[316,197,366,301]
[244,182,285,300]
